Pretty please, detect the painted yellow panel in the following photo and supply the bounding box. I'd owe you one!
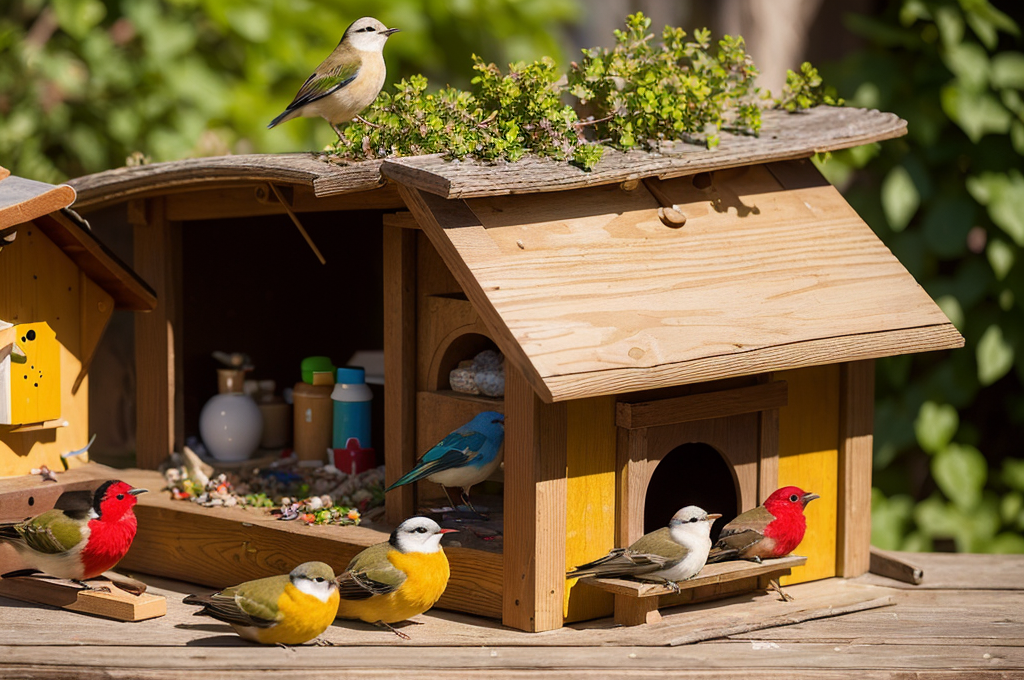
[776,365,839,584]
[8,322,61,424]
[563,396,616,622]
[0,224,89,477]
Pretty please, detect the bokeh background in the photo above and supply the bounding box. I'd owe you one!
[2,0,1023,553]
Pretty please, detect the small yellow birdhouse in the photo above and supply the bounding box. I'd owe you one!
[62,106,962,633]
[0,168,156,477]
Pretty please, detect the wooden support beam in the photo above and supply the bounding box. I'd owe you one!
[838,359,875,578]
[132,197,182,468]
[383,223,418,526]
[503,365,567,632]
[616,381,789,429]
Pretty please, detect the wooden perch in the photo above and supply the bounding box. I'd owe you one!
[0,574,166,621]
[870,547,924,585]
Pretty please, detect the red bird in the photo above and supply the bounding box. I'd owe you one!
[707,486,820,564]
[0,480,147,585]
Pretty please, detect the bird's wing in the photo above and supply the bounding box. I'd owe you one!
[707,506,777,561]
[183,576,285,629]
[567,528,682,579]
[52,489,95,521]
[338,542,406,600]
[284,58,361,113]
[385,431,488,490]
[8,510,83,554]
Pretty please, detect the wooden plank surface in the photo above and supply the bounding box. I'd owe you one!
[838,360,875,578]
[409,160,961,402]
[616,381,788,429]
[586,556,806,597]
[0,575,166,621]
[0,176,76,229]
[380,106,907,199]
[67,155,385,209]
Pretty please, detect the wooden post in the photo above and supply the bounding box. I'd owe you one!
[503,365,567,632]
[131,198,181,469]
[383,221,418,526]
[838,359,875,577]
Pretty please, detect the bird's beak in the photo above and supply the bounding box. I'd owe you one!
[382,28,400,36]
[437,528,459,534]
[801,492,820,505]
[128,488,149,496]
[706,513,722,521]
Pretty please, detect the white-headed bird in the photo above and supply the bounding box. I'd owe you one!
[183,562,340,645]
[566,506,721,591]
[267,16,398,139]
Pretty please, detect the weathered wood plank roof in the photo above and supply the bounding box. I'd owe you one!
[0,173,76,230]
[382,106,906,199]
[66,106,905,208]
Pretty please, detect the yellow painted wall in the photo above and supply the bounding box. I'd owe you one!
[0,224,98,477]
[776,365,840,584]
[563,396,616,622]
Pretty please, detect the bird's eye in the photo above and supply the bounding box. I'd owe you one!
[789,494,799,502]
[116,494,125,501]
[415,527,427,533]
[315,577,325,582]
[688,517,698,523]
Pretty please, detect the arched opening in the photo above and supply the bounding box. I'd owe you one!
[644,442,738,542]
[431,329,500,392]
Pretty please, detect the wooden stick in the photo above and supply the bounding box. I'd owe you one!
[0,574,166,621]
[269,183,326,265]
[870,547,924,585]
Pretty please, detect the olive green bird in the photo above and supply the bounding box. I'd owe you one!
[268,16,399,139]
[183,562,340,645]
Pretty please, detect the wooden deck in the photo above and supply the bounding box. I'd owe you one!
[0,552,1021,678]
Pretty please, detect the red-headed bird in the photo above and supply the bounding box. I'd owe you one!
[707,486,819,564]
[0,480,147,586]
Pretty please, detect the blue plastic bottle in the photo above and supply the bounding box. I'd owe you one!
[331,366,372,450]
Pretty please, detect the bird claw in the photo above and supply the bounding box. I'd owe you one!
[768,578,794,602]
[375,620,411,640]
[314,638,335,647]
[74,580,110,593]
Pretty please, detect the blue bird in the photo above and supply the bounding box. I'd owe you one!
[386,411,505,514]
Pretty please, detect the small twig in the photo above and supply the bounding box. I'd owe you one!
[574,114,614,128]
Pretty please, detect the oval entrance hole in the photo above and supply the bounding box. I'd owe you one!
[644,442,738,542]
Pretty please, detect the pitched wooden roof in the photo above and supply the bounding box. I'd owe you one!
[400,159,963,402]
[0,169,156,311]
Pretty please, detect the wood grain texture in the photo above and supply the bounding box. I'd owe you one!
[115,469,504,619]
[0,176,76,229]
[502,365,567,632]
[616,381,788,429]
[587,556,806,597]
[67,155,385,209]
[72,273,114,395]
[410,161,961,402]
[132,198,179,469]
[838,360,875,578]
[163,183,403,221]
[0,575,166,621]
[869,547,924,585]
[383,224,418,525]
[564,396,616,623]
[380,107,907,199]
[33,212,156,312]
[777,365,840,585]
[0,226,91,474]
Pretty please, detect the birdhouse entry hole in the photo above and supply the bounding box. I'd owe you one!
[433,331,500,392]
[644,442,738,543]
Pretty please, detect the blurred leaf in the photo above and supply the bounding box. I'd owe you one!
[932,443,987,510]
[988,533,1024,553]
[943,41,989,91]
[942,84,1012,141]
[915,401,960,454]
[977,324,1015,385]
[987,238,1016,280]
[1003,458,1024,492]
[935,295,965,330]
[991,52,1024,89]
[881,164,920,231]
[967,171,1024,246]
[1000,490,1023,523]
[51,0,107,40]
[870,489,915,550]
[922,196,974,257]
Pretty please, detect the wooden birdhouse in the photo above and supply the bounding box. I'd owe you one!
[0,167,156,477]
[63,107,962,632]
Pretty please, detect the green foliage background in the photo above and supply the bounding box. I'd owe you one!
[2,0,1023,553]
[820,0,1024,553]
[0,0,576,182]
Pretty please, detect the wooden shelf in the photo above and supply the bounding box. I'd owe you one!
[585,555,806,598]
[430,389,504,408]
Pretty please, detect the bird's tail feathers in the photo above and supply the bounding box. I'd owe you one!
[0,523,22,542]
[705,547,740,564]
[566,548,651,580]
[385,466,434,493]
[267,108,300,129]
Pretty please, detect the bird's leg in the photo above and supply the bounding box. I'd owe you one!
[660,579,681,594]
[330,123,345,141]
[354,115,381,129]
[747,556,763,565]
[768,578,794,602]
[374,620,411,640]
[459,488,490,520]
[314,638,336,647]
[440,485,460,512]
[72,579,110,593]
